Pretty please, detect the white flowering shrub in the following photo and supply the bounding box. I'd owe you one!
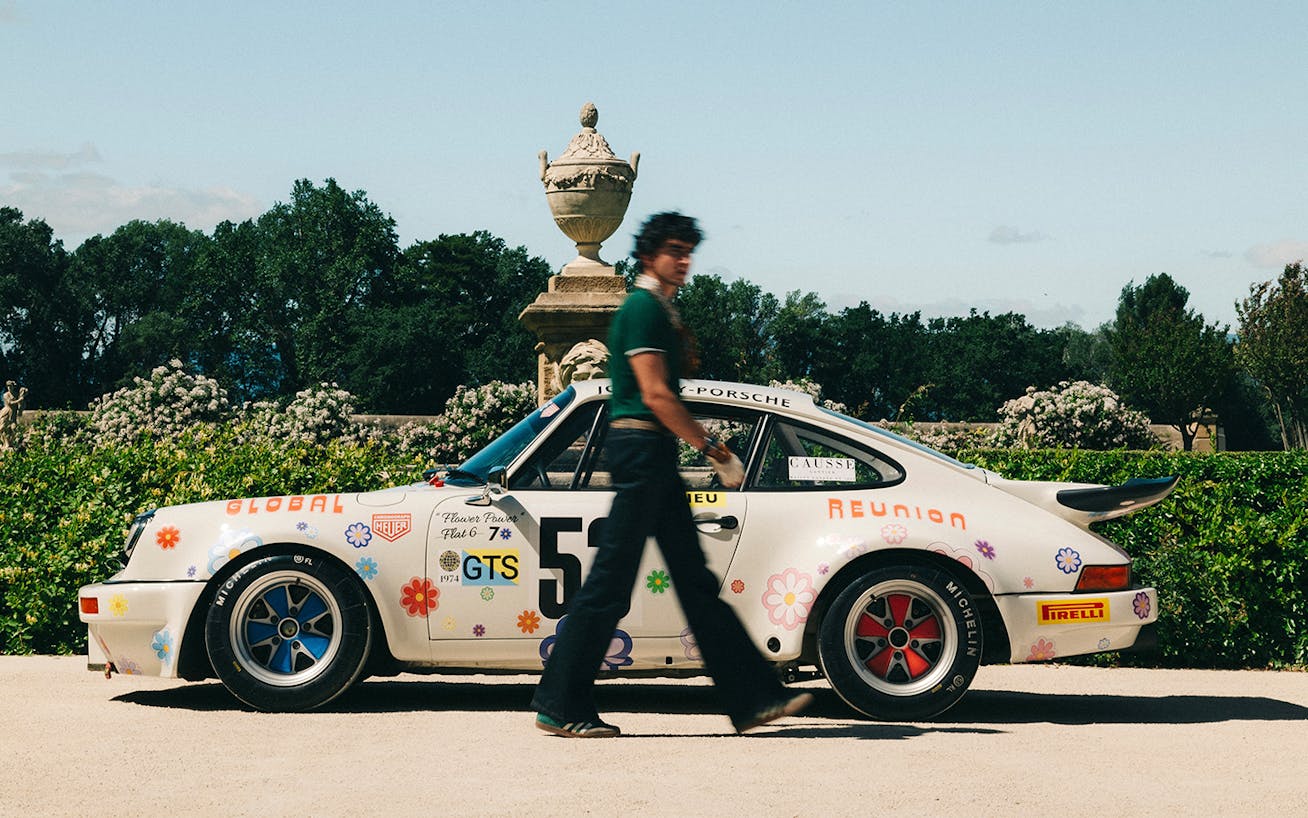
[88,359,230,445]
[877,420,993,455]
[992,380,1159,450]
[396,381,537,464]
[236,383,370,446]
[769,378,848,414]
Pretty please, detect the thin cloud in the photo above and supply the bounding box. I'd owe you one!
[1,166,263,240]
[1245,240,1308,269]
[0,142,102,171]
[988,225,1048,245]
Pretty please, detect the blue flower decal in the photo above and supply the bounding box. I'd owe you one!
[1055,547,1082,574]
[345,522,372,548]
[355,556,378,581]
[151,629,173,663]
[539,616,633,670]
[499,527,512,540]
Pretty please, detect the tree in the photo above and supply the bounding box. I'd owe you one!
[1105,273,1234,451]
[677,275,781,383]
[249,179,400,395]
[348,231,550,413]
[72,219,211,396]
[0,208,86,407]
[1236,262,1308,449]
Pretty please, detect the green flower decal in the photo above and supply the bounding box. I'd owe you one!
[646,570,671,594]
[480,587,495,602]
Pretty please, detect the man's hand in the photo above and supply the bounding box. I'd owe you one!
[706,443,745,489]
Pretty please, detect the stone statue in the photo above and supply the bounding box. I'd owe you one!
[0,380,28,450]
[558,340,610,388]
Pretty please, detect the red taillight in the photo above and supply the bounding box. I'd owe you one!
[80,597,99,615]
[1075,565,1131,592]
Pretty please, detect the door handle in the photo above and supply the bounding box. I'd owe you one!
[694,515,739,533]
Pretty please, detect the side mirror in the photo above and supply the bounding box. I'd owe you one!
[465,467,509,507]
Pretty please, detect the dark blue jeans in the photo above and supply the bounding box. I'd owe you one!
[530,429,788,728]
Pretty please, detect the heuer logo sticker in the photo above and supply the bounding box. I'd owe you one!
[1038,599,1109,624]
[461,549,520,586]
[371,513,412,542]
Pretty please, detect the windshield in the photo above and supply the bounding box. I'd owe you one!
[449,387,578,485]
[817,407,976,470]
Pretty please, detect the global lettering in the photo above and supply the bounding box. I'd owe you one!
[826,498,966,530]
[226,495,345,515]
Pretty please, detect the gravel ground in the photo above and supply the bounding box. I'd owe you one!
[3,656,1307,817]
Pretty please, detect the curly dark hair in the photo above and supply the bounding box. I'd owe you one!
[631,211,703,265]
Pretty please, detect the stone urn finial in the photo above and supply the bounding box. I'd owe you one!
[538,103,639,271]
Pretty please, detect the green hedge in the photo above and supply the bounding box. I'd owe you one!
[3,434,1306,668]
[961,449,1308,669]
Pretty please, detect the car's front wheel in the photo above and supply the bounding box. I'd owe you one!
[818,564,982,721]
[205,552,372,711]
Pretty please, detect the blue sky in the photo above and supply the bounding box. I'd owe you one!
[3,1,1306,330]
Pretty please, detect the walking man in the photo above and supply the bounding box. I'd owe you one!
[531,212,811,737]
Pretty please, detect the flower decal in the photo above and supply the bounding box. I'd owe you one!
[118,658,142,676]
[646,570,671,594]
[1023,576,1034,589]
[499,528,513,540]
[517,610,541,634]
[817,562,830,575]
[296,522,308,532]
[400,577,439,618]
[355,556,378,581]
[442,616,457,631]
[156,526,180,550]
[680,627,701,661]
[974,539,996,560]
[109,594,129,617]
[1098,638,1111,650]
[480,587,495,602]
[187,565,197,578]
[1132,591,1151,620]
[730,579,745,594]
[881,524,908,544]
[539,616,632,670]
[473,624,485,637]
[207,528,262,576]
[1055,547,1082,575]
[345,522,372,548]
[1027,638,1057,661]
[762,568,816,630]
[151,629,173,663]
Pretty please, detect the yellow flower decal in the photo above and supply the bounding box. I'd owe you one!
[108,595,128,617]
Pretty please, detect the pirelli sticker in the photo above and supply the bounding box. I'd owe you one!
[1038,598,1109,625]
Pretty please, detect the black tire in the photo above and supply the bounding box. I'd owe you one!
[818,564,982,721]
[205,552,372,712]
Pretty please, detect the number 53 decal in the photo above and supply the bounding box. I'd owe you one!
[537,517,606,619]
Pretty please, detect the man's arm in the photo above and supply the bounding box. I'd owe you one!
[629,352,730,462]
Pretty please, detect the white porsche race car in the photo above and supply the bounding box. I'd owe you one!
[79,379,1175,720]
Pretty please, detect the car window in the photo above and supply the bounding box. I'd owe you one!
[676,407,763,490]
[510,401,608,490]
[753,419,904,490]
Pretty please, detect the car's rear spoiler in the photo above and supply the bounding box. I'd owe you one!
[1056,476,1179,515]
[985,473,1179,526]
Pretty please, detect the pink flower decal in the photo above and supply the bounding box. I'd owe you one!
[1027,638,1057,661]
[762,568,816,630]
[1023,576,1034,589]
[881,524,907,544]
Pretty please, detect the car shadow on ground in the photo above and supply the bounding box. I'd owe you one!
[113,678,1308,728]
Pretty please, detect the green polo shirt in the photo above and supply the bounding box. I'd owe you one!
[607,288,681,420]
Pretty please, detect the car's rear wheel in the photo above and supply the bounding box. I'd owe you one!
[205,552,372,712]
[818,564,982,721]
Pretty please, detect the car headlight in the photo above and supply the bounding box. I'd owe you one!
[123,509,157,561]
